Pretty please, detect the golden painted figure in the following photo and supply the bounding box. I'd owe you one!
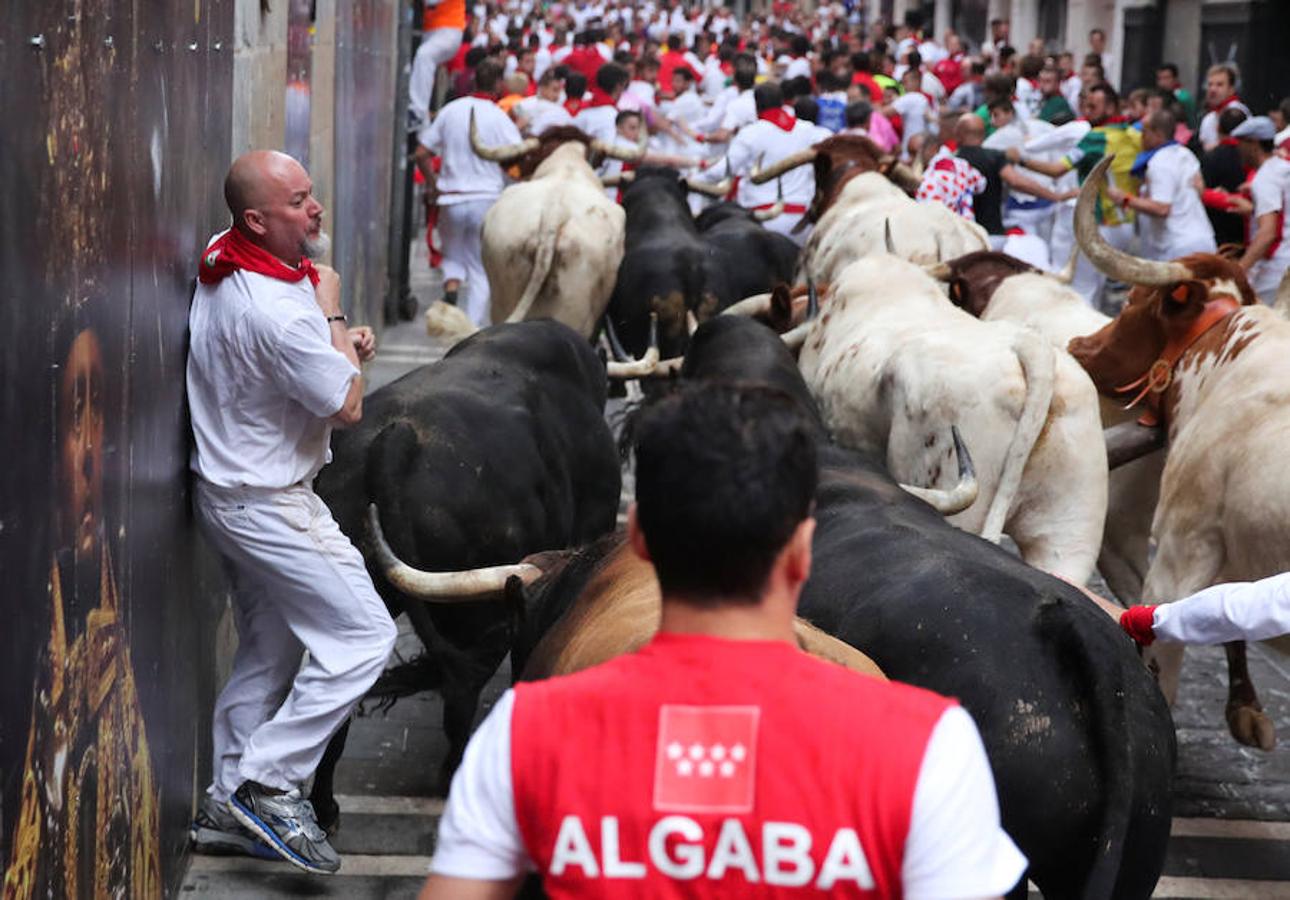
[4,328,161,899]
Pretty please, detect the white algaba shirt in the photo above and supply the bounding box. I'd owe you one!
[419,96,522,205]
[430,694,1027,897]
[187,238,359,489]
[1139,143,1217,260]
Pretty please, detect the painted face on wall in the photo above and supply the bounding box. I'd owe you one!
[59,328,104,562]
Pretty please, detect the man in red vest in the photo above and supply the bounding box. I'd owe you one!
[419,383,1027,898]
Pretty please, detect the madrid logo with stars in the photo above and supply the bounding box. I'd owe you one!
[653,705,760,814]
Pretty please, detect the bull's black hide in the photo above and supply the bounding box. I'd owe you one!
[680,317,1174,899]
[309,320,621,824]
[607,168,799,361]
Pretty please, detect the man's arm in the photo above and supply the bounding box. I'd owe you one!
[1121,571,1290,646]
[1240,212,1280,270]
[1104,182,1171,218]
[901,707,1027,900]
[1000,164,1077,204]
[314,265,364,426]
[1006,147,1073,180]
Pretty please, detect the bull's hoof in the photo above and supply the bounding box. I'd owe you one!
[1227,702,1276,751]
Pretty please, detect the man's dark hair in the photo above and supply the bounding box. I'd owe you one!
[733,52,757,90]
[633,383,818,603]
[565,70,588,101]
[595,62,630,94]
[983,73,1015,103]
[1145,108,1176,138]
[969,60,986,77]
[672,66,695,84]
[616,109,642,127]
[1157,62,1179,79]
[465,46,489,69]
[474,59,504,93]
[794,96,819,123]
[987,96,1014,115]
[850,51,871,74]
[782,75,812,103]
[907,50,922,70]
[754,80,785,113]
[1090,28,1105,39]
[1217,106,1247,137]
[791,34,810,57]
[1089,81,1120,108]
[667,33,683,51]
[997,45,1016,66]
[1019,54,1044,80]
[845,100,873,128]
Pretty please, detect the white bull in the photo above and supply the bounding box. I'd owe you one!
[426,122,632,342]
[934,255,1165,602]
[802,172,989,284]
[798,254,1108,584]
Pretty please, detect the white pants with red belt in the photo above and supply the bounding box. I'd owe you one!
[439,198,494,327]
[196,480,397,801]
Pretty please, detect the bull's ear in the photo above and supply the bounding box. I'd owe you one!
[1162,280,1205,316]
[770,283,794,332]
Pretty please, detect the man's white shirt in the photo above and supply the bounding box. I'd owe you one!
[419,96,522,204]
[1139,143,1217,260]
[430,691,1027,897]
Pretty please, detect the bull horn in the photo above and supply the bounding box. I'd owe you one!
[590,138,644,161]
[721,293,773,318]
[806,276,819,320]
[780,321,812,351]
[924,262,952,281]
[603,315,630,362]
[605,313,660,378]
[685,177,732,198]
[600,170,636,188]
[469,108,539,163]
[749,147,818,184]
[1053,243,1079,284]
[887,161,922,194]
[686,310,700,336]
[366,504,542,600]
[753,200,784,221]
[1075,156,1192,286]
[934,232,944,263]
[898,426,979,515]
[884,219,897,254]
[1104,420,1165,469]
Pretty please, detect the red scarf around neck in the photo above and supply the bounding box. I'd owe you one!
[1213,93,1242,112]
[585,87,618,109]
[198,228,319,287]
[758,107,796,131]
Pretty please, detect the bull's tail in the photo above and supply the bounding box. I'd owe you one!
[505,204,560,324]
[982,329,1054,542]
[1034,596,1170,900]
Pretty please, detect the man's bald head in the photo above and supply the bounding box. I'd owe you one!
[955,113,986,145]
[225,150,302,227]
[222,150,326,262]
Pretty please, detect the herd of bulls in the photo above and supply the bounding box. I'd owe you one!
[309,129,1290,898]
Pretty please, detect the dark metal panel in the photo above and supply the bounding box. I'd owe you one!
[1,0,234,895]
[333,0,398,328]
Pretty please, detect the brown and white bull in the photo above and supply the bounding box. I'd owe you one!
[426,122,638,341]
[935,251,1166,603]
[798,253,1109,585]
[1068,156,1287,751]
[747,134,988,283]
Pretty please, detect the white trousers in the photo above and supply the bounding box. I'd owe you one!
[764,211,811,247]
[408,28,463,126]
[1071,221,1135,311]
[196,480,397,800]
[439,199,494,327]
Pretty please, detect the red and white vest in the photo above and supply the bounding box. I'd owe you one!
[511,632,953,897]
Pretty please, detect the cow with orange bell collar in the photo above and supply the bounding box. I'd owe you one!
[1068,156,1289,751]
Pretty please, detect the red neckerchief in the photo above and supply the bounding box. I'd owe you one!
[758,107,796,131]
[198,228,319,287]
[585,87,618,109]
[470,91,497,101]
[564,97,584,115]
[1213,94,1242,112]
[1220,137,1240,147]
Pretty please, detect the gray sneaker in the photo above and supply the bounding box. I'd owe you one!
[228,782,341,874]
[191,795,279,860]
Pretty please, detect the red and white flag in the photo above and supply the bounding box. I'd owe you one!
[652,705,760,814]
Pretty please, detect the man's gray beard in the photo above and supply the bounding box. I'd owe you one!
[304,230,332,260]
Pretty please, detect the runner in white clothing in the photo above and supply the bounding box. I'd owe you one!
[187,150,397,875]
[1118,572,1290,648]
[1106,110,1215,261]
[416,60,521,324]
[1233,117,1290,304]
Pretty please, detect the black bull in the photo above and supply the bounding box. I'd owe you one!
[607,166,800,361]
[308,320,621,828]
[516,317,1175,900]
